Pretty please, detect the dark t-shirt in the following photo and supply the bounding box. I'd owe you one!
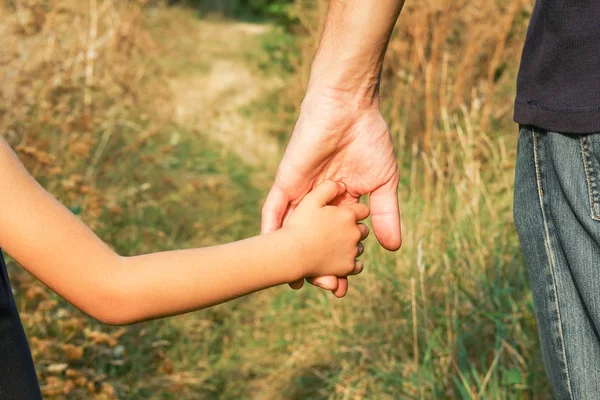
[514,0,600,133]
[0,249,42,399]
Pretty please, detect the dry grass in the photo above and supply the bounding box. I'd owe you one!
[1,1,263,397]
[1,1,158,396]
[0,0,550,398]
[266,0,546,398]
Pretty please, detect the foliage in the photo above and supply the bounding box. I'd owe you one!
[169,0,297,27]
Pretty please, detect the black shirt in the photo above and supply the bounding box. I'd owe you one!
[514,0,600,133]
[0,249,42,399]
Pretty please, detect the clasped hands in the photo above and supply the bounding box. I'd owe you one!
[261,89,402,297]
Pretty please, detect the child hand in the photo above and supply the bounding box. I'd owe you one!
[285,180,370,279]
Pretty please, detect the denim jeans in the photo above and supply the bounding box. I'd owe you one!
[514,126,600,399]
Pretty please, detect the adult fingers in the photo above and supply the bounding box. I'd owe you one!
[301,180,346,208]
[331,277,348,298]
[261,184,289,234]
[281,203,297,227]
[308,275,340,291]
[329,191,359,206]
[347,203,370,221]
[369,175,402,251]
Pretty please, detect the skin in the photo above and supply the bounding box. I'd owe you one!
[262,0,406,297]
[0,137,369,325]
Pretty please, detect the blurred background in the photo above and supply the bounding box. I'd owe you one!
[0,0,547,398]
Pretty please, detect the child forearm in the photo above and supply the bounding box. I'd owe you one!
[1,137,366,326]
[112,229,305,324]
[0,138,304,324]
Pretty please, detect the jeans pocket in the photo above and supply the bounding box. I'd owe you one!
[580,135,600,221]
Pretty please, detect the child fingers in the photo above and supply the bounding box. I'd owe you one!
[349,260,364,276]
[289,279,304,290]
[347,203,370,221]
[357,223,370,241]
[303,180,346,207]
[356,242,365,258]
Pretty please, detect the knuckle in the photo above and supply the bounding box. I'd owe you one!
[322,179,336,190]
[343,208,355,220]
[332,208,346,220]
[355,262,364,275]
[348,260,357,273]
[339,259,351,274]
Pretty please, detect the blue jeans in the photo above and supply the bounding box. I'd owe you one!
[514,126,600,399]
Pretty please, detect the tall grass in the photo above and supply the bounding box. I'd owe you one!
[269,0,548,398]
[1,1,263,397]
[0,0,550,398]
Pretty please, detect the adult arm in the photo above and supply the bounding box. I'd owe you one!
[0,138,368,325]
[262,0,405,297]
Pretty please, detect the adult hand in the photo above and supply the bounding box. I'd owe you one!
[261,87,401,298]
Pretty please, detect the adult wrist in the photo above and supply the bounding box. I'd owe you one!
[306,61,381,108]
[306,38,385,103]
[302,78,380,114]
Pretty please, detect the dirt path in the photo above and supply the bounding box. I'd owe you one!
[159,13,284,168]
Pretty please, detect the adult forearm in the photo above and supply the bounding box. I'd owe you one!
[307,0,405,102]
[113,230,304,324]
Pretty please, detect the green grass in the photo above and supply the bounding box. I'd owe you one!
[9,121,265,397]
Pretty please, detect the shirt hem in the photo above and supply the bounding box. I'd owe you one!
[514,98,600,134]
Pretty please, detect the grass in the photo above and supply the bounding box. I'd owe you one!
[1,0,553,398]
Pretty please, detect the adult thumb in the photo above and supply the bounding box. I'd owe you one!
[261,184,289,234]
[369,176,402,251]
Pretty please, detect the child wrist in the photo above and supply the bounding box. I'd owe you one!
[278,227,313,282]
